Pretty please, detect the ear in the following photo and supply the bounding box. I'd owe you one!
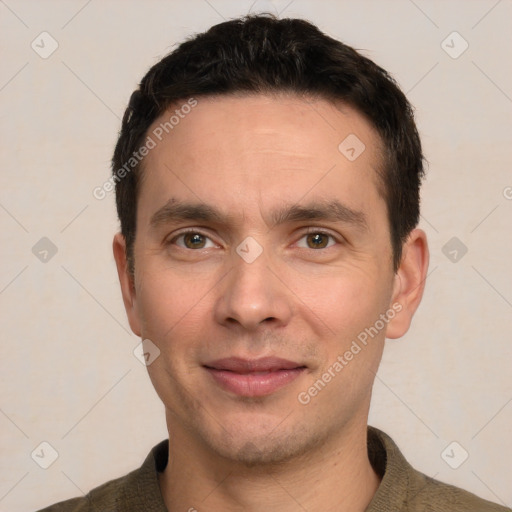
[113,232,141,337]
[386,228,429,339]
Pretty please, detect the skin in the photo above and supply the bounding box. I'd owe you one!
[113,93,429,512]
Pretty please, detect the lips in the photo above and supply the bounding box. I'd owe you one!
[204,357,306,397]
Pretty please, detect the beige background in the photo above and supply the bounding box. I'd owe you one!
[1,0,511,510]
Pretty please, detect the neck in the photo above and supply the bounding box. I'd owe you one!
[159,418,381,512]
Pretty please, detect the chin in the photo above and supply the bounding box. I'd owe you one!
[233,439,301,467]
[207,421,323,468]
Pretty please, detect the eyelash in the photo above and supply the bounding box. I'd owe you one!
[167,228,340,250]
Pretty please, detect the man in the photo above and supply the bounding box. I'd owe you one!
[39,14,509,512]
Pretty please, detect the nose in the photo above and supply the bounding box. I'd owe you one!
[214,249,293,331]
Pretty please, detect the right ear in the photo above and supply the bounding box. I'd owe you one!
[113,233,141,337]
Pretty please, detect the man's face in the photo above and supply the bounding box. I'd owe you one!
[119,94,406,464]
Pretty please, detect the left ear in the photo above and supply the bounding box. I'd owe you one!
[386,228,429,339]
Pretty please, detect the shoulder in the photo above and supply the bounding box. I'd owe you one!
[406,467,511,512]
[36,471,138,512]
[36,440,169,512]
[367,426,511,512]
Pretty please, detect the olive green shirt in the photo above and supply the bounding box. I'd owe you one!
[38,426,510,511]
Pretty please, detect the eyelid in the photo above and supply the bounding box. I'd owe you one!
[300,226,340,236]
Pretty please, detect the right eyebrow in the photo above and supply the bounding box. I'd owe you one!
[149,199,231,229]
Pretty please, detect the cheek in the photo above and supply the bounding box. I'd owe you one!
[292,261,390,338]
[137,277,212,407]
[296,268,391,406]
[135,266,211,347]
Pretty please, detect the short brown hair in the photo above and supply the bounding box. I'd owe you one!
[112,14,425,274]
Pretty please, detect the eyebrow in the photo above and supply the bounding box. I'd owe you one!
[270,200,368,231]
[149,198,368,232]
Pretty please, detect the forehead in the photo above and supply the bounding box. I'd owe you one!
[138,93,385,225]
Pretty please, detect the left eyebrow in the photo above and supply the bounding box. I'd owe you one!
[269,200,369,232]
[149,198,369,232]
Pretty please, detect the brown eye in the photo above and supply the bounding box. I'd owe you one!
[306,232,330,249]
[183,232,206,249]
[170,231,215,250]
[296,231,337,250]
